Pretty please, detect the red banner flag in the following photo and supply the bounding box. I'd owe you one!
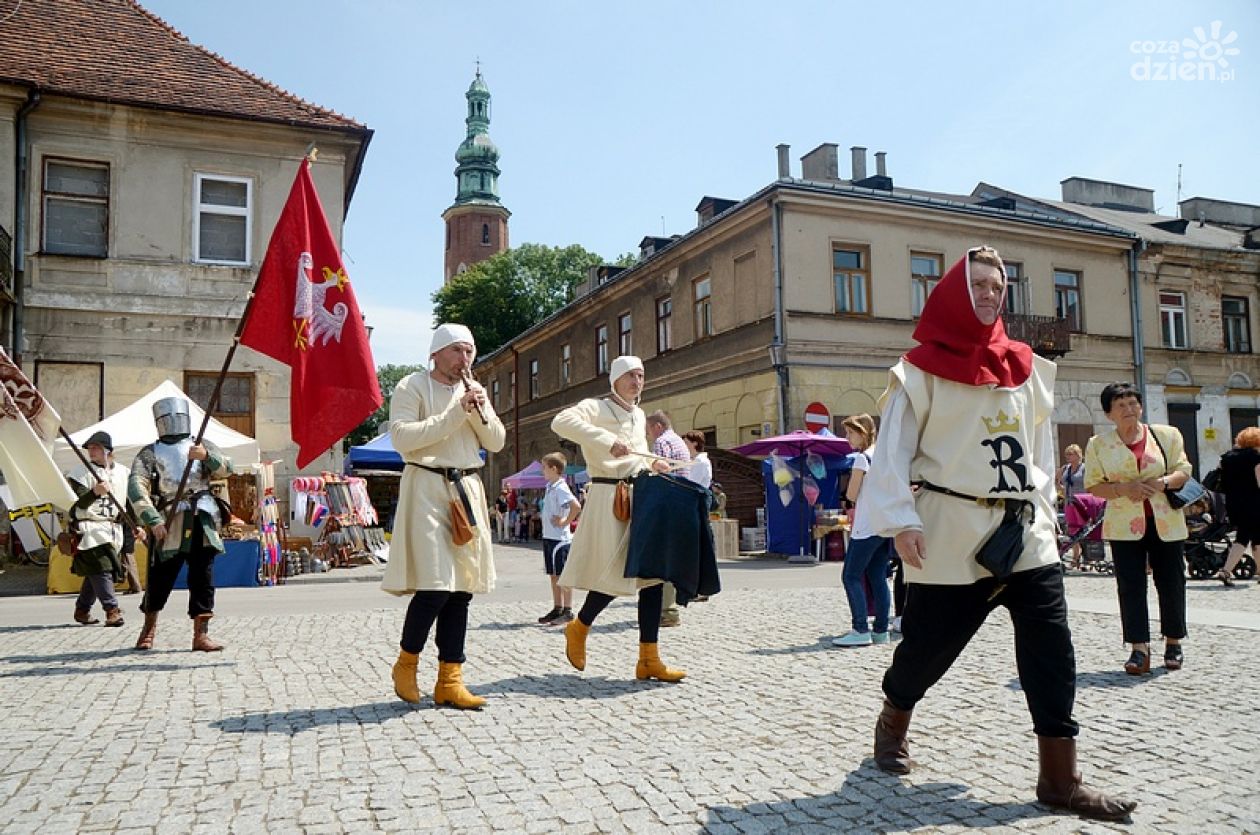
[240,159,382,469]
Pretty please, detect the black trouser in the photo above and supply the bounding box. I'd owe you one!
[891,557,907,617]
[882,565,1078,738]
[141,522,216,618]
[1110,528,1187,644]
[577,584,664,644]
[400,591,472,662]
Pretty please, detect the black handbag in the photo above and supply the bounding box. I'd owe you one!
[1147,425,1206,510]
[974,500,1031,581]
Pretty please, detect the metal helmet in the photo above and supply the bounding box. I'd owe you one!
[152,396,191,437]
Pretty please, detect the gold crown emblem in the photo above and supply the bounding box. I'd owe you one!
[981,410,1020,435]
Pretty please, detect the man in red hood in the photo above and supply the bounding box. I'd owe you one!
[860,246,1136,822]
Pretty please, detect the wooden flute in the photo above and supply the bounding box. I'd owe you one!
[462,369,490,425]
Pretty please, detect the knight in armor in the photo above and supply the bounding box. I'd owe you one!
[128,397,233,652]
[861,247,1136,822]
[67,431,131,628]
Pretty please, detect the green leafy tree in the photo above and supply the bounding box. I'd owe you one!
[431,243,607,356]
[345,363,424,447]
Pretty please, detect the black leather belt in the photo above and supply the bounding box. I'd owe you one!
[917,480,1031,511]
[590,476,633,485]
[409,464,479,527]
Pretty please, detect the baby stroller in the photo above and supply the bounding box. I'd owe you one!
[1185,491,1256,580]
[1059,493,1111,574]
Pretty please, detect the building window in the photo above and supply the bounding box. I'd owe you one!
[184,371,255,436]
[1004,262,1027,315]
[508,371,516,406]
[491,378,500,408]
[1159,291,1188,349]
[1223,296,1251,353]
[1054,269,1082,331]
[560,344,571,386]
[910,252,942,317]
[656,296,673,353]
[194,173,252,265]
[618,312,632,356]
[833,246,870,315]
[596,324,609,374]
[693,275,713,338]
[528,358,539,399]
[481,223,490,245]
[42,159,109,257]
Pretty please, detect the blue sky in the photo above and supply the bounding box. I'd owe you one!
[140,0,1259,367]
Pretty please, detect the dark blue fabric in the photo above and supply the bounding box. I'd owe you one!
[762,455,852,556]
[624,472,720,604]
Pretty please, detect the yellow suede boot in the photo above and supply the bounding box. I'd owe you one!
[392,650,421,704]
[565,618,590,671]
[636,642,686,682]
[433,661,486,710]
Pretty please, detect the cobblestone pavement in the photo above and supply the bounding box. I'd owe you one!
[1,576,1258,833]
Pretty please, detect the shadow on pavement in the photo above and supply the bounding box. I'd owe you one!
[2,647,181,664]
[0,661,233,678]
[476,673,647,700]
[211,701,416,735]
[0,623,82,634]
[1074,667,1170,688]
[746,637,835,656]
[703,768,1051,831]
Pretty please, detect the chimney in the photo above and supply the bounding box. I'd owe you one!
[800,143,839,181]
[875,151,887,177]
[1178,196,1260,229]
[851,146,867,181]
[1060,177,1154,212]
[776,144,791,178]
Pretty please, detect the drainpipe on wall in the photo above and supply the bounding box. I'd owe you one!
[1129,241,1147,404]
[511,346,521,474]
[769,196,789,434]
[12,89,41,363]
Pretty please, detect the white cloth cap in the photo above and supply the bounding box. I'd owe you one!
[430,323,476,357]
[609,355,644,386]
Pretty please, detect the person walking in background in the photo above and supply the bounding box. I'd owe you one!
[864,246,1135,821]
[833,413,892,647]
[1214,426,1260,585]
[1058,444,1087,568]
[381,323,506,709]
[537,452,580,625]
[66,431,130,628]
[682,431,712,489]
[647,410,690,627]
[1083,382,1191,675]
[552,356,682,683]
[494,489,509,544]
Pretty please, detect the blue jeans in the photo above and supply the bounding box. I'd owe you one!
[841,535,892,633]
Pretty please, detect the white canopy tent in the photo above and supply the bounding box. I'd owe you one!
[52,379,261,471]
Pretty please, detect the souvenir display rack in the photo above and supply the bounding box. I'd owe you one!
[291,473,385,569]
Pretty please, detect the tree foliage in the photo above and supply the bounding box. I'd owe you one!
[345,363,424,448]
[431,243,608,356]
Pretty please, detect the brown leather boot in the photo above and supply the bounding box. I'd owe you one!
[103,607,125,627]
[874,699,916,774]
[1036,736,1137,822]
[635,642,686,682]
[135,612,159,650]
[191,614,224,652]
[392,650,421,704]
[564,618,590,671]
[433,661,486,710]
[74,608,100,625]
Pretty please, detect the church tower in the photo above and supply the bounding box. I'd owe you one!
[442,69,510,283]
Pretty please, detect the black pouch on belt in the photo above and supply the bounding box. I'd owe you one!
[974,501,1031,581]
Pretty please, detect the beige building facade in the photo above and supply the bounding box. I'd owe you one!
[0,0,371,483]
[474,145,1145,487]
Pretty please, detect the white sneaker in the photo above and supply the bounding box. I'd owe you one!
[890,616,902,634]
[831,631,873,647]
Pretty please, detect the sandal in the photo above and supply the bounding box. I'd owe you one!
[1164,645,1184,671]
[1124,649,1150,676]
[1216,569,1236,587]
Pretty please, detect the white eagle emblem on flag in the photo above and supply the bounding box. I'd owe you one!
[292,251,350,350]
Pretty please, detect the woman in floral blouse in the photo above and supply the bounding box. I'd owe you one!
[1084,382,1193,676]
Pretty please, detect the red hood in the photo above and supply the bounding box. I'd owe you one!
[903,249,1033,388]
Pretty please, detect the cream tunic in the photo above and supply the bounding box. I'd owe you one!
[67,461,130,553]
[863,356,1061,585]
[381,370,505,595]
[552,397,655,597]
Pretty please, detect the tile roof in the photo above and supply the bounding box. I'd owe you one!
[0,0,366,132]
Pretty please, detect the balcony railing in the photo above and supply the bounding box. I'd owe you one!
[1004,313,1072,358]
